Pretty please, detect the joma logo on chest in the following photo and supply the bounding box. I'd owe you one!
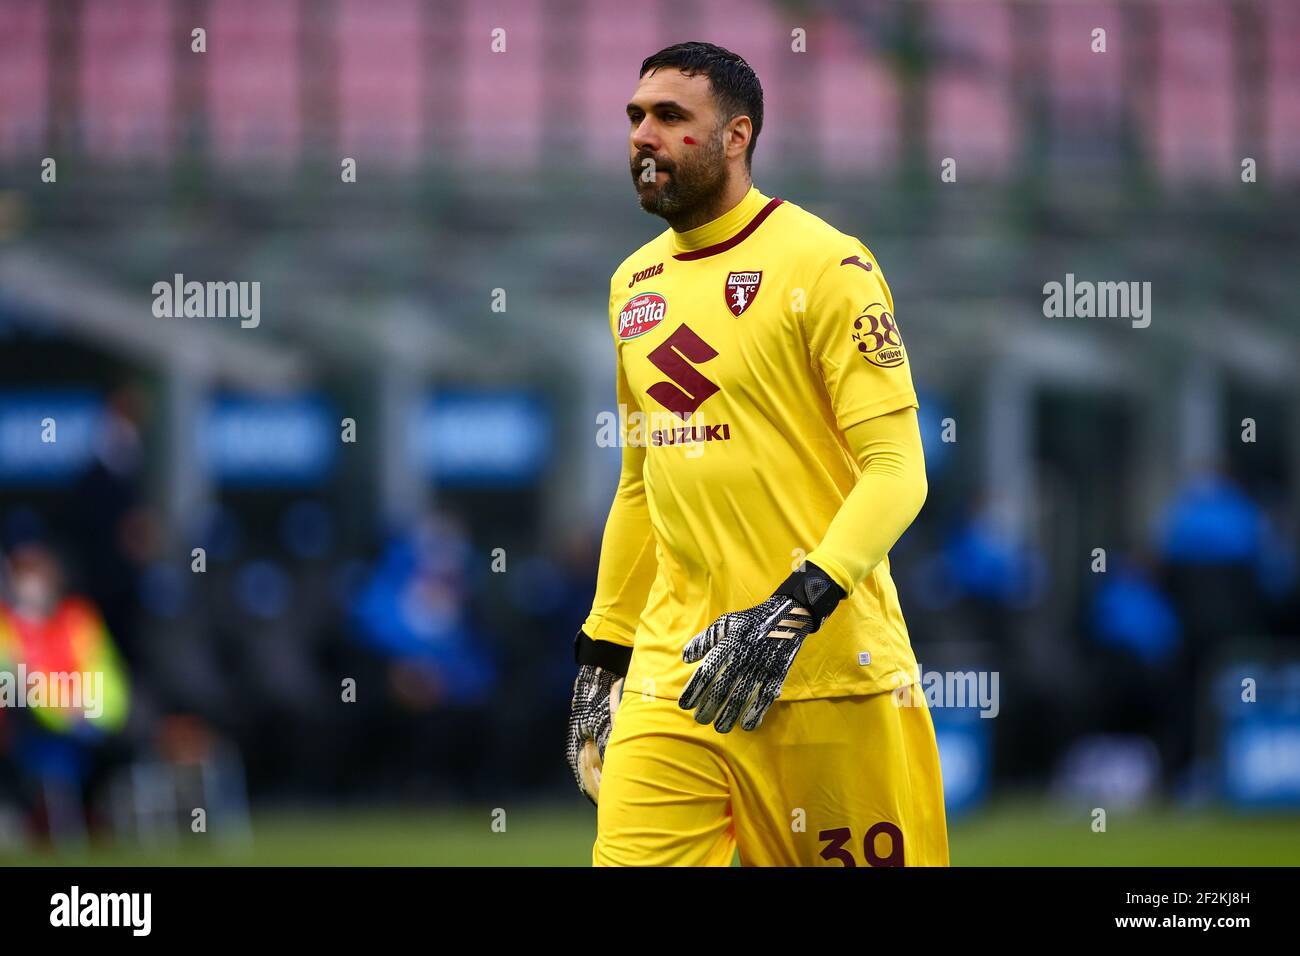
[628,262,664,287]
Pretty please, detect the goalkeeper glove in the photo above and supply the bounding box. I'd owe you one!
[678,562,845,733]
[566,631,630,805]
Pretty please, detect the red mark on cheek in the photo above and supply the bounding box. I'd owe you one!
[683,136,697,145]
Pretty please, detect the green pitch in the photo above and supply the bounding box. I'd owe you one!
[3,800,1298,866]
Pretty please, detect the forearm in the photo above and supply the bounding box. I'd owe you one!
[580,475,657,647]
[805,406,928,595]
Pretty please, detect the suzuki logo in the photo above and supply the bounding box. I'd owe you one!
[646,324,720,420]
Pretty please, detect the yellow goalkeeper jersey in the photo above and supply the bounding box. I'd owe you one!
[582,185,921,701]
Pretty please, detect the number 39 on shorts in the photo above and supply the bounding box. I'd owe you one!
[817,822,905,867]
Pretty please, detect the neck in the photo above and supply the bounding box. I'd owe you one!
[665,172,753,232]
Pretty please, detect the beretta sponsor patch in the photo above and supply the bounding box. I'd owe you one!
[618,291,667,339]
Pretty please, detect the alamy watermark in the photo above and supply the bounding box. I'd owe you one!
[0,665,104,719]
[152,273,260,328]
[50,886,151,936]
[891,665,1000,718]
[596,404,727,460]
[1042,273,1151,328]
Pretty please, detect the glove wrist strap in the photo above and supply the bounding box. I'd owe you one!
[574,629,633,676]
[774,561,846,627]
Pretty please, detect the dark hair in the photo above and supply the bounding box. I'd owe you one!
[639,42,763,169]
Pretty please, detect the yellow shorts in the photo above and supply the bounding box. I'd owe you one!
[594,687,949,867]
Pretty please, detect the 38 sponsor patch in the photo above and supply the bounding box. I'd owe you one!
[618,291,667,339]
[852,302,906,367]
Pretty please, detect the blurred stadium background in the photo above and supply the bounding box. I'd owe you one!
[0,0,1298,865]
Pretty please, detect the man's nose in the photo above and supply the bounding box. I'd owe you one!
[632,119,660,154]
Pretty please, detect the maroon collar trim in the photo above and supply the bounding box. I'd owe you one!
[671,197,785,261]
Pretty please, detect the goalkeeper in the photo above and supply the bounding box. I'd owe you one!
[566,42,949,867]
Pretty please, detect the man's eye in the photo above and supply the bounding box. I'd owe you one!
[662,112,681,121]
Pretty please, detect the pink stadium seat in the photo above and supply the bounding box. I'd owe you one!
[459,0,545,170]
[813,20,898,174]
[7,0,1280,186]
[927,0,1017,179]
[208,0,301,167]
[79,0,174,163]
[1153,0,1235,183]
[1046,0,1125,163]
[1265,0,1300,180]
[0,0,48,158]
[337,0,424,168]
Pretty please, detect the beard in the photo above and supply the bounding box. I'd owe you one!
[630,130,729,222]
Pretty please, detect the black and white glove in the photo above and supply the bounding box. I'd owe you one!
[678,563,845,733]
[566,631,630,805]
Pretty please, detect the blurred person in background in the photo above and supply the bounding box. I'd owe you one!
[491,528,602,793]
[940,497,1047,635]
[908,498,1059,786]
[1158,464,1271,647]
[349,510,497,797]
[1087,553,1189,786]
[71,384,158,668]
[0,543,132,844]
[1152,466,1299,788]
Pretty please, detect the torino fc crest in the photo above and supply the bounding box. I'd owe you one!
[724,271,762,317]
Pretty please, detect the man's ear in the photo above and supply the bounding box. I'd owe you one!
[725,116,753,161]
